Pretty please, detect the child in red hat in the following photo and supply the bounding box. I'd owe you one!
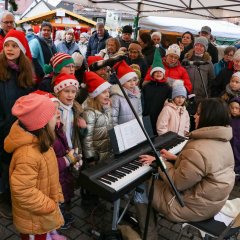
[82,71,112,164]
[0,29,35,199]
[53,73,87,218]
[4,94,65,240]
[111,60,142,126]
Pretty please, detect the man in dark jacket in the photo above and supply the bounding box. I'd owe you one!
[86,22,110,58]
[199,26,218,64]
[117,25,133,49]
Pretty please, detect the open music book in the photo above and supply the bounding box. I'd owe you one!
[109,116,154,154]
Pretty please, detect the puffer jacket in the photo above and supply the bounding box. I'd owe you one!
[110,85,142,126]
[183,49,215,102]
[4,121,64,234]
[162,58,192,93]
[82,103,113,163]
[152,126,235,222]
[156,99,190,136]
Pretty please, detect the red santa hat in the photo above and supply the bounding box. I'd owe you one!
[53,73,79,93]
[87,55,104,68]
[84,71,111,98]
[31,90,60,103]
[114,60,137,85]
[4,29,32,60]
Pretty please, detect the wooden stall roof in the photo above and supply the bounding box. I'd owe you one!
[16,8,97,26]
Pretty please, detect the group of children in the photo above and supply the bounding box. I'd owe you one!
[1,28,240,240]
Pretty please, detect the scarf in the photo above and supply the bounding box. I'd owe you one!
[59,102,74,149]
[38,34,54,49]
[8,60,19,72]
[226,84,240,97]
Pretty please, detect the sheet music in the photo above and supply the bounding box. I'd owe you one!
[115,118,147,152]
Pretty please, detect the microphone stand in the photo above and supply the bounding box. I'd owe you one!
[196,64,208,98]
[110,70,185,240]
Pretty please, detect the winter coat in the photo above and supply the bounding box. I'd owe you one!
[56,41,80,55]
[152,126,235,222]
[4,121,64,234]
[53,123,74,203]
[0,68,34,164]
[162,58,192,93]
[183,50,215,102]
[230,117,240,174]
[29,36,57,81]
[156,100,190,137]
[78,41,88,58]
[142,81,172,135]
[221,84,240,103]
[214,58,228,76]
[110,85,142,126]
[180,43,193,62]
[86,31,110,58]
[212,65,234,97]
[207,42,219,64]
[0,28,5,52]
[142,44,156,67]
[82,103,113,163]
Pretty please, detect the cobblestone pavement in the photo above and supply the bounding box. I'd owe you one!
[0,182,240,240]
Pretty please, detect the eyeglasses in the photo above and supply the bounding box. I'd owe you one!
[64,64,75,69]
[2,21,14,25]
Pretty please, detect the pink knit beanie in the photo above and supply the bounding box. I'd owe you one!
[12,94,56,131]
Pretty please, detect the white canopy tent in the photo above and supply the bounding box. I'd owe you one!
[79,0,240,19]
[139,16,240,39]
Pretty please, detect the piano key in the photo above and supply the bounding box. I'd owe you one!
[98,178,112,185]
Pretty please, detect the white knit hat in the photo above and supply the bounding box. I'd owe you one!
[166,44,180,57]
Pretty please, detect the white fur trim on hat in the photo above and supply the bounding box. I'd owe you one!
[4,37,26,54]
[54,79,79,93]
[119,72,137,85]
[89,81,111,98]
[150,67,165,76]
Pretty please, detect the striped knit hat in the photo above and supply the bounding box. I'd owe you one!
[44,52,74,74]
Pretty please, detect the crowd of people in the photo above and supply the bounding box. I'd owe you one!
[0,9,239,240]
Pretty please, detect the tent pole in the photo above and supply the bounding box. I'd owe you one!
[133,2,141,40]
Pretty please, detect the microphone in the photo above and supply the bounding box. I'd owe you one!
[182,60,209,66]
[89,54,127,71]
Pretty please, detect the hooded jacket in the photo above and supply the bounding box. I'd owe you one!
[4,121,64,234]
[156,99,190,137]
[110,84,142,126]
[152,126,235,222]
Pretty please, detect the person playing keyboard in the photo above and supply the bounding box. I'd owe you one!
[134,98,235,240]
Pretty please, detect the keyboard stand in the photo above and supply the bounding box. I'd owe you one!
[112,190,135,230]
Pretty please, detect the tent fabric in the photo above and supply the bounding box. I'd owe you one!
[139,16,240,39]
[82,0,240,19]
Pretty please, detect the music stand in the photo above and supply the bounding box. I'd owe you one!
[110,69,185,240]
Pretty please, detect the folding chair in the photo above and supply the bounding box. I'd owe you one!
[177,212,240,240]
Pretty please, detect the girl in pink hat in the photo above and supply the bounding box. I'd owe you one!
[4,94,65,240]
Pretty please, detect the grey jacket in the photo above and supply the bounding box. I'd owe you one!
[82,104,113,163]
[110,85,142,126]
[183,50,215,102]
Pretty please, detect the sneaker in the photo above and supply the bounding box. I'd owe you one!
[50,230,67,240]
[64,213,75,224]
